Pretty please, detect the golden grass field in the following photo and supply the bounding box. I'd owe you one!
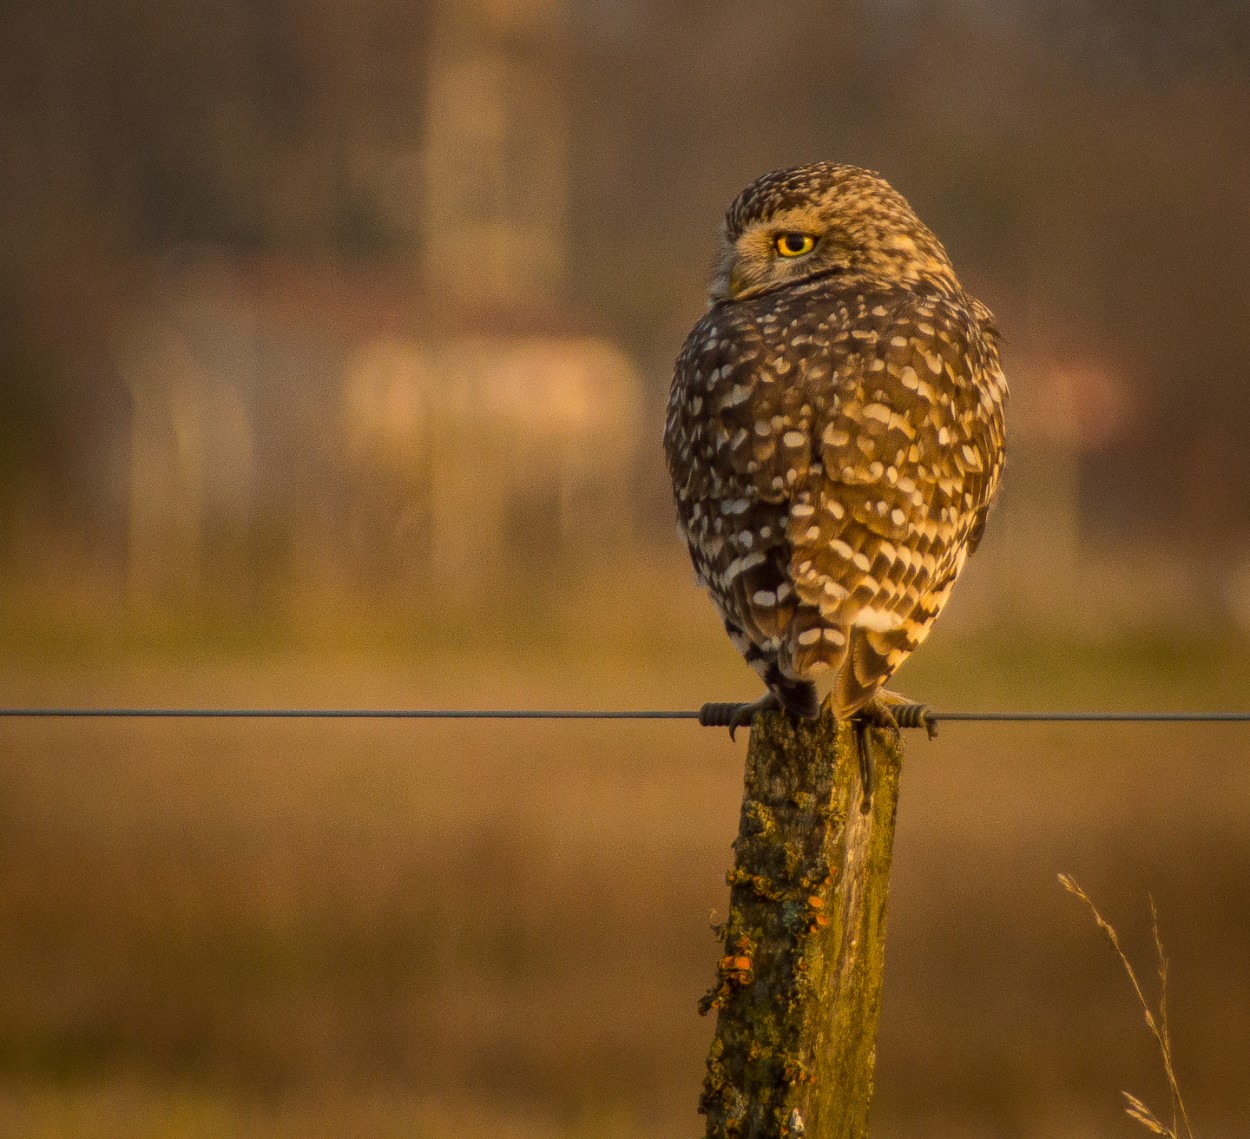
[2,566,1250,1137]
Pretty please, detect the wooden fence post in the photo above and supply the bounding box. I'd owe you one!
[699,710,903,1138]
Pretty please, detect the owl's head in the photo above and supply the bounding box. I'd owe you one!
[709,162,959,303]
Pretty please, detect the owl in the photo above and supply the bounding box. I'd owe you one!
[664,162,1006,792]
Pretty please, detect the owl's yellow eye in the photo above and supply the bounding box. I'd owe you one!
[775,232,816,257]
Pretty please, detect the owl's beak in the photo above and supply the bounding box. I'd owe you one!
[708,264,734,303]
[709,249,754,302]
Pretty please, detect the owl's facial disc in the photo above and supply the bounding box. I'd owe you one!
[709,163,962,304]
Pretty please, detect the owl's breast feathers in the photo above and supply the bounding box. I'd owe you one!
[664,280,1007,715]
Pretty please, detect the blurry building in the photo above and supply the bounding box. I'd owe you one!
[113,257,641,609]
[110,0,642,611]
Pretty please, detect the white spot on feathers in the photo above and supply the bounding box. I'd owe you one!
[853,607,905,632]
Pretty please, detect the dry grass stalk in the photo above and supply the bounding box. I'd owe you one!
[1058,874,1196,1139]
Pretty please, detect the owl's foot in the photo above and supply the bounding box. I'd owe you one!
[700,693,780,741]
[699,690,823,741]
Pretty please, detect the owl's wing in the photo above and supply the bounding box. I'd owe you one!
[665,302,813,661]
[783,292,1007,712]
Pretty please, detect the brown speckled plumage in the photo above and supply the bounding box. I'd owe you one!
[665,163,1007,722]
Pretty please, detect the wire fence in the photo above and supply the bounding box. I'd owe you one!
[3,707,1250,724]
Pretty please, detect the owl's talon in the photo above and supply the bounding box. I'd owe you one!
[852,695,908,814]
[696,694,782,740]
[697,702,743,729]
[726,693,781,740]
[853,721,876,815]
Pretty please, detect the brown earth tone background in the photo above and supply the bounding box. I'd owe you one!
[3,582,1250,1137]
[3,1,1250,1135]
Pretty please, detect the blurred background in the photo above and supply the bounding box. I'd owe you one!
[2,0,1250,1135]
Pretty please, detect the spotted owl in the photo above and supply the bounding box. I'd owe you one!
[664,162,1007,740]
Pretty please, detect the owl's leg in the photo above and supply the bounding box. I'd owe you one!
[850,697,898,815]
[767,662,820,721]
[699,648,819,739]
[699,622,819,739]
[723,691,780,740]
[723,671,819,741]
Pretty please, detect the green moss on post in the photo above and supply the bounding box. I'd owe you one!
[699,711,902,1139]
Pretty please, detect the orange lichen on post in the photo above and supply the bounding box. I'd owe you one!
[699,712,903,1139]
